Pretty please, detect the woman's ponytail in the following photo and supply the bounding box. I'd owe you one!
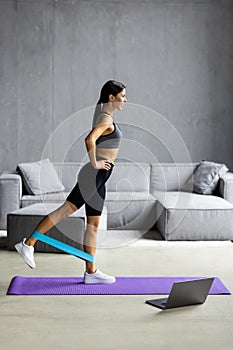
[92,98,102,129]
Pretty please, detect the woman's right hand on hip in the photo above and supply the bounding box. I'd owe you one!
[93,159,112,170]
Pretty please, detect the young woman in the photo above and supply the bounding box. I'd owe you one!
[15,80,127,284]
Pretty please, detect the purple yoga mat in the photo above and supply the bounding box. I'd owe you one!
[7,276,230,295]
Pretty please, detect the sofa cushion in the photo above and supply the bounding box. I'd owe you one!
[17,159,65,195]
[151,163,199,192]
[106,162,151,192]
[53,162,83,191]
[182,161,229,195]
[105,192,157,230]
[21,191,69,207]
[156,191,233,240]
[155,191,233,210]
[53,162,151,193]
[106,192,155,201]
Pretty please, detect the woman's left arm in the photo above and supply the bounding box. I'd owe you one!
[85,116,112,170]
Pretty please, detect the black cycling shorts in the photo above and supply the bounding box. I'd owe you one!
[66,158,114,216]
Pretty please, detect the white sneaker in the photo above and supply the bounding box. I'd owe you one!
[15,238,36,269]
[83,269,116,284]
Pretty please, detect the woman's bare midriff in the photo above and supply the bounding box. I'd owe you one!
[96,148,119,164]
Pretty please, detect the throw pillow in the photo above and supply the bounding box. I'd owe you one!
[17,158,65,195]
[182,160,229,195]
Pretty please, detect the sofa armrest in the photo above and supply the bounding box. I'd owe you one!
[0,172,22,229]
[219,172,233,204]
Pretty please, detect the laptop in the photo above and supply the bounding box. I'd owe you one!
[145,278,214,310]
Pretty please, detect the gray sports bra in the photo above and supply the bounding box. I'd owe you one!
[96,122,122,149]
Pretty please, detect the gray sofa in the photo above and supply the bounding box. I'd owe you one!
[1,161,233,240]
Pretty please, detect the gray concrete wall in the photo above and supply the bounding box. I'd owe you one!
[0,0,233,173]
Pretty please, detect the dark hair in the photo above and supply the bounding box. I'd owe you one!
[92,80,126,128]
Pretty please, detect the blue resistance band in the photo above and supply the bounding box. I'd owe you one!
[32,230,94,263]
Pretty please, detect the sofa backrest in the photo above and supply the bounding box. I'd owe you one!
[53,162,199,193]
[53,162,83,191]
[107,162,151,192]
[54,162,151,193]
[151,163,199,192]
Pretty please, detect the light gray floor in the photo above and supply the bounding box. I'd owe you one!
[1,236,233,350]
